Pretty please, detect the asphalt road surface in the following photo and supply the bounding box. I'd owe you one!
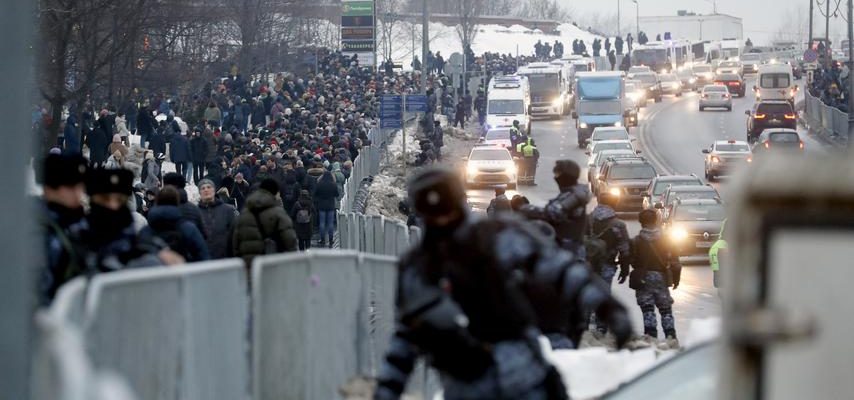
[464,75,824,338]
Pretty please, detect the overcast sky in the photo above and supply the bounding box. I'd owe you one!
[570,0,850,45]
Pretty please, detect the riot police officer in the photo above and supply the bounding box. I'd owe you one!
[509,120,523,155]
[624,209,682,345]
[375,167,631,399]
[486,185,511,217]
[517,160,591,256]
[587,194,630,336]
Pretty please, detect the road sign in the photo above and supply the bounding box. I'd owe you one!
[804,49,819,63]
[380,94,403,129]
[405,95,429,112]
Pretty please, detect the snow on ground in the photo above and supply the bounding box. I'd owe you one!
[364,124,421,222]
[387,22,604,68]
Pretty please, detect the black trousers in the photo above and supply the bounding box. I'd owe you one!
[193,163,205,183]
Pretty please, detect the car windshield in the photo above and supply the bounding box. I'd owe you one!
[674,204,726,221]
[667,189,717,204]
[694,65,712,73]
[596,152,634,166]
[485,129,511,141]
[654,179,700,195]
[488,100,524,114]
[610,164,656,180]
[716,143,750,152]
[577,100,623,115]
[769,132,800,142]
[593,142,633,153]
[760,73,791,88]
[470,149,511,161]
[592,130,629,141]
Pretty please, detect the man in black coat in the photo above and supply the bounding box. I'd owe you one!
[162,172,207,239]
[197,179,236,259]
[190,129,208,184]
[88,119,110,167]
[170,131,192,181]
[136,105,156,148]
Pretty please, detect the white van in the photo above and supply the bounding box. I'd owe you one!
[485,75,532,134]
[755,63,797,104]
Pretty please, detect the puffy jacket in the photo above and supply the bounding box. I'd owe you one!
[190,136,208,164]
[198,198,237,259]
[312,173,340,211]
[143,205,210,262]
[290,196,315,240]
[169,134,191,163]
[232,189,297,265]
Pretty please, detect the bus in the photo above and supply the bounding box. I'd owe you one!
[517,62,568,118]
[631,40,697,73]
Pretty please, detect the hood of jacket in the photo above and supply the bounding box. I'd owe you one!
[307,167,325,177]
[246,189,278,213]
[591,205,617,222]
[147,205,182,230]
[332,162,342,171]
[639,227,662,242]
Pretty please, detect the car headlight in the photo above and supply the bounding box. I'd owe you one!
[579,122,588,129]
[608,187,622,196]
[689,78,697,84]
[467,165,479,176]
[746,156,753,163]
[614,121,622,127]
[669,227,689,242]
[506,164,517,175]
[552,99,562,108]
[711,156,721,163]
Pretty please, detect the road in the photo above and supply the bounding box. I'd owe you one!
[464,76,822,339]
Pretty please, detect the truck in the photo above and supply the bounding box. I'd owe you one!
[572,71,628,147]
[517,62,568,119]
[631,40,698,73]
[484,75,531,135]
[548,59,574,114]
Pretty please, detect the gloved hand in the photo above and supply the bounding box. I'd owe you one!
[617,271,628,284]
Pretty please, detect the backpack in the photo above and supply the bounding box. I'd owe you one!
[251,210,280,254]
[295,207,311,224]
[585,219,617,269]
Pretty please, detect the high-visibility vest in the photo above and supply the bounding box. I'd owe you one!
[523,144,536,157]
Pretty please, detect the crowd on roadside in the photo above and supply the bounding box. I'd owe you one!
[809,61,852,112]
[38,48,437,305]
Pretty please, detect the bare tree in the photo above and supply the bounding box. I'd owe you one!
[377,0,405,62]
[456,0,486,57]
[517,0,569,21]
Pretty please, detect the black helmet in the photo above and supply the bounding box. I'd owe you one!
[553,160,581,187]
[408,167,466,219]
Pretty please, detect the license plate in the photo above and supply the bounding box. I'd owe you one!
[696,241,713,248]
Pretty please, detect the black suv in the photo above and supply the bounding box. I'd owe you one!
[745,100,797,142]
[596,157,658,211]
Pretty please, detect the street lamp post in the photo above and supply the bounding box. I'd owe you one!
[633,0,639,41]
[618,0,621,37]
[847,0,854,148]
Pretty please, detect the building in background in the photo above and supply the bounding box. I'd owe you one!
[639,13,743,43]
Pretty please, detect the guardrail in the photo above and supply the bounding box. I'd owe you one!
[804,90,850,144]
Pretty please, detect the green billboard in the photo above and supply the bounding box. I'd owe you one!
[342,1,373,17]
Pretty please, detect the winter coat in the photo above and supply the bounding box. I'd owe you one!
[232,189,298,265]
[88,125,110,163]
[109,139,129,159]
[143,160,161,191]
[115,115,130,137]
[204,106,222,124]
[143,205,210,262]
[203,132,218,163]
[190,136,208,164]
[331,163,346,206]
[198,198,237,259]
[230,179,251,211]
[169,134,191,163]
[148,132,167,156]
[312,173,340,211]
[137,108,156,136]
[64,114,80,153]
[303,167,325,194]
[279,172,302,211]
[290,196,315,240]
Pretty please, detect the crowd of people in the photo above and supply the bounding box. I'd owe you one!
[809,60,852,112]
[38,48,436,305]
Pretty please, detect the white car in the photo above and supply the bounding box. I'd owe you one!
[464,146,517,189]
[479,127,513,149]
[586,139,636,160]
[698,85,732,111]
[589,127,631,145]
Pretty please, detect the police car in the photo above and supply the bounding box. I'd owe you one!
[463,145,517,189]
[702,139,752,181]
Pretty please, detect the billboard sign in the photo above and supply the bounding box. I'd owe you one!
[341,0,375,67]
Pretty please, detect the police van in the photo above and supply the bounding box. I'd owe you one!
[485,75,532,135]
[517,62,569,119]
[755,63,797,104]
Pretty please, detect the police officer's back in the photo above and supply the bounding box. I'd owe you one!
[486,186,512,217]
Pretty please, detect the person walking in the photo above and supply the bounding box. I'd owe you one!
[197,179,237,260]
[190,129,208,184]
[142,186,210,262]
[312,170,340,248]
[232,178,297,266]
[290,190,315,251]
[169,131,192,183]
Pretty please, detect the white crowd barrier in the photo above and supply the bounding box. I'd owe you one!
[337,212,421,257]
[804,90,849,144]
[251,250,398,399]
[47,260,249,400]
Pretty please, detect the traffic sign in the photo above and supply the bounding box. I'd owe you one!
[380,95,403,129]
[804,49,819,63]
[405,95,429,112]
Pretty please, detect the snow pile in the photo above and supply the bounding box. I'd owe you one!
[365,128,420,222]
[387,22,603,68]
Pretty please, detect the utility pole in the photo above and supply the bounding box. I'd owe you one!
[618,0,621,37]
[421,0,428,95]
[847,0,853,148]
[809,0,814,51]
[826,0,831,69]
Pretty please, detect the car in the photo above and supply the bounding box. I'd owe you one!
[641,174,704,210]
[630,72,663,103]
[716,60,743,76]
[745,100,797,142]
[589,127,631,144]
[626,81,649,108]
[479,127,513,149]
[702,139,752,181]
[664,198,726,256]
[595,157,658,211]
[463,146,517,189]
[588,150,639,193]
[601,341,718,399]
[676,68,698,91]
[658,73,683,97]
[586,139,636,161]
[656,185,720,221]
[628,65,652,74]
[698,85,732,111]
[713,73,746,97]
[692,64,715,89]
[751,128,804,154]
[741,53,763,74]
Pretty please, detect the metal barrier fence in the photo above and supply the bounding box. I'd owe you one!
[804,90,849,143]
[337,212,421,256]
[251,250,398,399]
[48,259,249,400]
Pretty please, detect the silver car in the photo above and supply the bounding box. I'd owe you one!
[698,85,732,111]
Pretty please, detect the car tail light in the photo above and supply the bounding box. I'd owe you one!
[747,156,753,163]
[799,141,805,149]
[785,113,796,119]
[723,93,731,98]
[754,113,766,119]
